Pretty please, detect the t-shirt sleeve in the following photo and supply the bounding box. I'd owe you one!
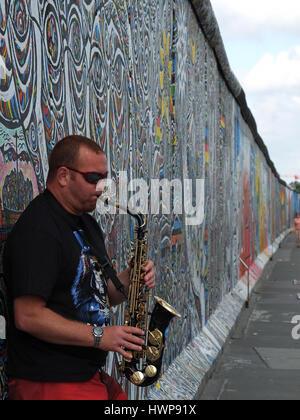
[6,228,61,301]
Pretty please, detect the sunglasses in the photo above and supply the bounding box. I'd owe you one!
[59,166,108,184]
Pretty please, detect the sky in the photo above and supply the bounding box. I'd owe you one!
[209,0,300,184]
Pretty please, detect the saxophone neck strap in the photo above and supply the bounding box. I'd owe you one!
[99,256,128,300]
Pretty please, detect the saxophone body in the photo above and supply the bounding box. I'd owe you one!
[120,211,181,387]
[102,195,181,387]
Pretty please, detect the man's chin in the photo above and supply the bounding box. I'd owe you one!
[84,200,98,213]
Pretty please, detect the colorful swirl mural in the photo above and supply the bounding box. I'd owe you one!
[0,0,296,400]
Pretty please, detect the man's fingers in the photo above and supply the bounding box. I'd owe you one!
[124,333,145,347]
[118,340,144,359]
[124,326,145,336]
[119,348,133,360]
[118,327,146,356]
[122,340,143,352]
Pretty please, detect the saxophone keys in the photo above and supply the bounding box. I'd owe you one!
[138,302,145,311]
[146,346,160,362]
[148,329,163,346]
[133,351,142,359]
[130,371,145,386]
[145,365,157,378]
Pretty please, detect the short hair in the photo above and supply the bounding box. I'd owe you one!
[47,135,104,182]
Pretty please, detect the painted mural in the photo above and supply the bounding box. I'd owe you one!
[0,0,295,400]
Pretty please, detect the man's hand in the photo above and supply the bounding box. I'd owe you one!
[100,326,145,360]
[142,260,156,290]
[108,260,156,306]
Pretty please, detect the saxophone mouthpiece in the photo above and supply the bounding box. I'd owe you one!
[99,189,113,206]
[104,197,110,206]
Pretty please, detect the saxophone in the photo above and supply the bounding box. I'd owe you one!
[102,196,181,387]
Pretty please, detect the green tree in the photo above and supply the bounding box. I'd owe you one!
[290,181,300,192]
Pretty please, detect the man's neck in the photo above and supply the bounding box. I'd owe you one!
[46,184,83,216]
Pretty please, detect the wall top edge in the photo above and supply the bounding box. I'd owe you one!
[188,0,291,191]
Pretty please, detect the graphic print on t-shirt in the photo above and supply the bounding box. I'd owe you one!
[72,230,111,327]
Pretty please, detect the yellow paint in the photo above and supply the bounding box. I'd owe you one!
[160,47,164,66]
[191,39,196,64]
[161,96,165,119]
[8,101,13,119]
[156,125,162,139]
[160,71,164,89]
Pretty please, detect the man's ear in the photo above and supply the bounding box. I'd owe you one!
[56,166,69,187]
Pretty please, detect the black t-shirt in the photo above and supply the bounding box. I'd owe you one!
[3,189,113,382]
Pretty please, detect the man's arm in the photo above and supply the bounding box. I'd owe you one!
[14,295,145,360]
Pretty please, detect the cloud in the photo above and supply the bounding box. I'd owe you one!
[248,91,300,178]
[209,0,300,180]
[243,46,300,92]
[210,0,300,37]
[243,46,300,177]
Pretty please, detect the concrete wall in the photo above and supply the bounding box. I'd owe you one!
[0,0,296,400]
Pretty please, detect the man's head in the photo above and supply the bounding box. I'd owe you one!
[47,135,108,215]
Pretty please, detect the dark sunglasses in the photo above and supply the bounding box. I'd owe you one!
[58,166,108,184]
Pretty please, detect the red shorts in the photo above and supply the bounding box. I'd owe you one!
[8,371,128,401]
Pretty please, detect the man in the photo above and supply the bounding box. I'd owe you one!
[4,135,156,400]
[294,213,300,248]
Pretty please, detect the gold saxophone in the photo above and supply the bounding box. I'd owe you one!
[102,196,181,387]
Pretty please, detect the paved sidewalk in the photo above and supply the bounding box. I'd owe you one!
[199,233,300,400]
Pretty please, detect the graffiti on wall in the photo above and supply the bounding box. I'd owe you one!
[0,0,295,400]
